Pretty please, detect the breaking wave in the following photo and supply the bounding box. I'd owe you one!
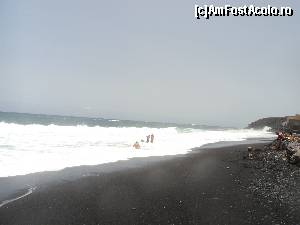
[0,122,274,177]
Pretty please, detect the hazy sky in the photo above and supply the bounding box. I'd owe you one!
[0,0,299,127]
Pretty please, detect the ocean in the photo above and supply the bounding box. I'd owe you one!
[0,111,274,177]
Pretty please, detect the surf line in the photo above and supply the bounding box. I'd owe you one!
[0,186,37,208]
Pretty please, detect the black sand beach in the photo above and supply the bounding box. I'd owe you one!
[0,141,299,225]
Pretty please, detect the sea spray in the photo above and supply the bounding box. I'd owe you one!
[0,121,274,177]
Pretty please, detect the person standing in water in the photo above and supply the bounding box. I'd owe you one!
[146,135,150,143]
[150,134,154,143]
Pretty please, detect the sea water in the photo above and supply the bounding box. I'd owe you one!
[0,112,274,177]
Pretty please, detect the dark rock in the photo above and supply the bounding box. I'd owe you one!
[247,117,286,131]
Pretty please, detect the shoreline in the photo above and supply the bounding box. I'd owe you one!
[0,138,271,203]
[1,138,298,225]
[0,186,36,208]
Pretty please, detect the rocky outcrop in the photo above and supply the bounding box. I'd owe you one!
[247,117,286,131]
[247,132,300,164]
[243,133,300,212]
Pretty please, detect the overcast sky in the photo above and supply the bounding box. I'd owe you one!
[0,0,299,127]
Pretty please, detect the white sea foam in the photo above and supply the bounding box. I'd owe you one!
[0,186,36,208]
[0,122,274,177]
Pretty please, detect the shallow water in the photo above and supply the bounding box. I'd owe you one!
[0,120,274,177]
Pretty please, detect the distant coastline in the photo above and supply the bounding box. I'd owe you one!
[247,116,286,130]
[247,115,300,133]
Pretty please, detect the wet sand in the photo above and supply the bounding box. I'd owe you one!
[0,141,299,225]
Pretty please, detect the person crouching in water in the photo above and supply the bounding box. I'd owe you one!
[133,141,141,149]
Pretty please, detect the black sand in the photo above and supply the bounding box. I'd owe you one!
[0,142,299,225]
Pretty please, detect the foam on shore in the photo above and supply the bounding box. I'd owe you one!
[0,122,274,177]
[0,186,36,208]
